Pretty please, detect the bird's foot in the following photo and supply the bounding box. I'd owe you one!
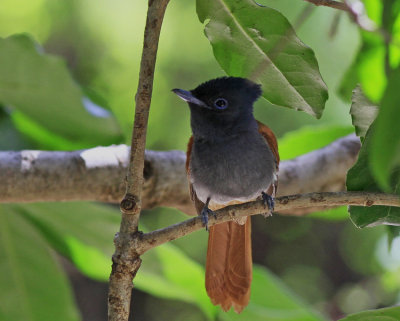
[200,205,216,231]
[261,192,274,218]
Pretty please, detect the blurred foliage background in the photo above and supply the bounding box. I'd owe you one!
[1,0,400,321]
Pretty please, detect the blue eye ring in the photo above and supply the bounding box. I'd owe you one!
[214,98,228,109]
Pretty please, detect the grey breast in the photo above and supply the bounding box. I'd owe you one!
[190,131,276,204]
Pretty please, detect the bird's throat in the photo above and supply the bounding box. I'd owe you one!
[190,109,257,142]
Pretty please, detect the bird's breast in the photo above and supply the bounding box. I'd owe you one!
[190,132,276,205]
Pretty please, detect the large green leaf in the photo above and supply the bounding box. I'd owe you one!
[17,202,325,319]
[338,306,400,321]
[350,85,378,139]
[17,202,216,319]
[0,34,123,146]
[0,205,80,321]
[219,265,326,321]
[346,126,400,227]
[370,68,400,190]
[11,110,92,150]
[18,202,118,281]
[196,0,328,118]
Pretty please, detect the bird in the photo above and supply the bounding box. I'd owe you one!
[172,76,279,313]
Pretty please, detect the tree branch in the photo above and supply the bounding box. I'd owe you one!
[302,0,376,31]
[136,191,400,254]
[302,0,347,11]
[0,135,360,215]
[108,0,169,320]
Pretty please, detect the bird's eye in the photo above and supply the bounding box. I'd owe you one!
[214,98,228,110]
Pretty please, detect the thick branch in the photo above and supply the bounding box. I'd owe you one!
[137,192,400,254]
[0,135,360,214]
[108,0,169,320]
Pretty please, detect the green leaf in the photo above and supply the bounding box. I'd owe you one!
[363,0,383,24]
[196,0,328,118]
[338,306,400,321]
[346,126,400,227]
[16,202,119,281]
[0,205,80,321]
[0,34,123,146]
[356,41,387,102]
[350,85,378,139]
[219,265,326,321]
[12,111,91,150]
[338,1,400,103]
[278,125,354,161]
[17,202,217,318]
[370,68,400,191]
[137,244,217,319]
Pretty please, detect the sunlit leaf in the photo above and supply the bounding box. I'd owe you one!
[363,0,382,24]
[356,41,387,102]
[0,205,80,321]
[196,0,328,118]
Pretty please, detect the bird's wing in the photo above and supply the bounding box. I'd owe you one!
[257,120,280,170]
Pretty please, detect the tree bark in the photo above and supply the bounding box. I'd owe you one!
[0,134,360,215]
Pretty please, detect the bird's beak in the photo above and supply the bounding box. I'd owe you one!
[172,89,210,109]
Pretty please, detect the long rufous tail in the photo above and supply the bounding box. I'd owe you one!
[205,217,252,313]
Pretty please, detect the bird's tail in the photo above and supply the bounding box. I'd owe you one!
[205,217,252,313]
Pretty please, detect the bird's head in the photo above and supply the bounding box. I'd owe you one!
[173,77,262,138]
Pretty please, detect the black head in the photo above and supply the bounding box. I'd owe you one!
[172,77,262,138]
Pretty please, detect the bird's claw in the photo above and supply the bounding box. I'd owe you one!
[261,192,274,218]
[201,206,216,231]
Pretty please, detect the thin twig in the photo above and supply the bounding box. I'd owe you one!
[303,0,347,11]
[136,192,400,254]
[108,0,170,320]
[304,0,376,31]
